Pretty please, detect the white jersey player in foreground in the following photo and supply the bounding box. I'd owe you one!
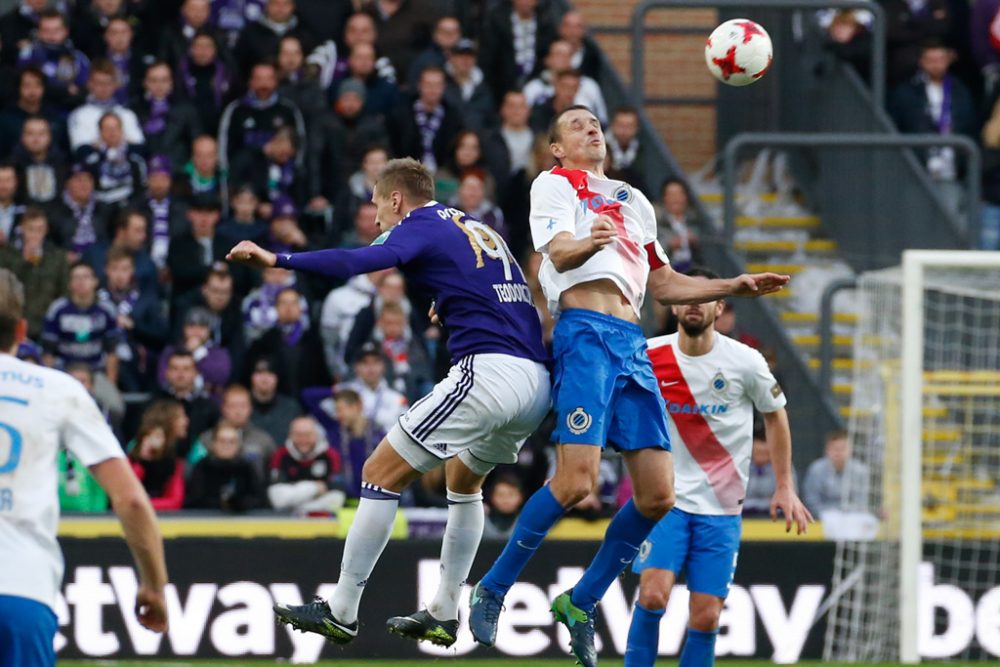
[625,267,812,667]
[0,269,168,666]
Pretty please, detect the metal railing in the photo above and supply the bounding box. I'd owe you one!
[817,277,858,403]
[630,0,886,109]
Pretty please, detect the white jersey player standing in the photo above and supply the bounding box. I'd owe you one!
[0,269,169,667]
[625,267,812,667]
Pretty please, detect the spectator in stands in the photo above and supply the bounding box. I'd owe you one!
[482,90,535,256]
[0,0,48,66]
[342,42,399,118]
[247,286,330,396]
[443,38,496,132]
[451,170,508,242]
[10,116,65,209]
[320,268,389,379]
[159,0,221,70]
[890,41,977,210]
[303,388,381,499]
[265,197,309,254]
[333,12,398,88]
[482,473,525,539]
[0,207,67,339]
[185,421,265,511]
[234,0,317,78]
[389,66,463,172]
[58,365,112,513]
[885,0,950,84]
[241,266,301,341]
[76,112,148,208]
[138,156,185,272]
[197,384,277,478]
[529,69,584,134]
[159,307,232,399]
[980,96,1000,249]
[743,425,778,516]
[248,355,302,444]
[818,9,874,80]
[133,62,203,169]
[802,430,870,516]
[347,298,431,401]
[408,15,462,89]
[656,178,701,274]
[219,185,268,242]
[436,130,496,203]
[219,62,305,175]
[523,40,606,124]
[267,415,346,513]
[972,0,1000,101]
[0,68,64,159]
[99,246,168,391]
[346,147,388,210]
[47,164,103,258]
[71,0,138,60]
[713,301,762,349]
[174,263,245,363]
[606,106,646,192]
[168,195,228,302]
[156,349,220,457]
[177,30,235,134]
[16,9,90,107]
[361,0,439,84]
[338,200,381,248]
[83,208,158,294]
[558,9,601,79]
[0,165,24,247]
[233,128,305,207]
[479,0,557,102]
[340,341,407,434]
[129,400,187,511]
[177,135,224,200]
[276,34,326,121]
[68,60,144,151]
[102,17,146,104]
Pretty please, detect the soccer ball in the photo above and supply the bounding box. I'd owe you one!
[704,19,773,86]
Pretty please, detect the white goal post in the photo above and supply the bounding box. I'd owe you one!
[825,250,1000,664]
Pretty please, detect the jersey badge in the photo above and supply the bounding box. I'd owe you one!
[566,407,593,435]
[710,371,729,395]
[770,382,783,398]
[370,230,392,246]
[613,184,632,202]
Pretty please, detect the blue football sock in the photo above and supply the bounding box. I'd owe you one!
[571,500,656,612]
[679,627,718,667]
[480,484,566,594]
[625,603,664,667]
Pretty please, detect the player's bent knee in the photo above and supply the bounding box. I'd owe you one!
[635,489,675,520]
[638,584,670,611]
[688,597,724,632]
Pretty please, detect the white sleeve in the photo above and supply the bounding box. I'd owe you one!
[529,172,578,252]
[61,378,125,466]
[744,347,787,413]
[267,481,320,510]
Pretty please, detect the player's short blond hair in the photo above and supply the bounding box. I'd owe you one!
[376,158,434,203]
[0,269,25,350]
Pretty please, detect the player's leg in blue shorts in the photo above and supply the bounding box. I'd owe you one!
[625,510,742,667]
[0,594,57,667]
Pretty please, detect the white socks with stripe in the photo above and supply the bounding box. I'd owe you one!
[428,489,485,621]
[329,482,399,624]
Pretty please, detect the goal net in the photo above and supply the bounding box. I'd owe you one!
[824,251,1000,663]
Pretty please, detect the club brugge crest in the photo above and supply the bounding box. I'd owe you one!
[613,184,632,202]
[711,371,729,394]
[566,407,592,435]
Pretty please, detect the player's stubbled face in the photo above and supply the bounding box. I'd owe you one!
[371,184,401,232]
[675,300,720,337]
[556,110,605,166]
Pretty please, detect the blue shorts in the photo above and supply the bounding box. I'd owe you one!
[632,508,742,599]
[0,594,56,667]
[550,309,671,451]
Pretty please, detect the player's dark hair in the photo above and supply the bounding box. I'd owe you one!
[377,157,435,203]
[685,266,721,280]
[0,269,25,350]
[548,103,595,144]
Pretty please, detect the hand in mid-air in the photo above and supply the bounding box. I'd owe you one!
[226,240,277,269]
[588,214,618,250]
[770,486,814,535]
[136,585,169,632]
[730,272,790,297]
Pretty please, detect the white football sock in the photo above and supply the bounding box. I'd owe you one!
[428,489,484,621]
[329,482,399,624]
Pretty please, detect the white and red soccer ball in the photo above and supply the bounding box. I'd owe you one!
[705,19,773,86]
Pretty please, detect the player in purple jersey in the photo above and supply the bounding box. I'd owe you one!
[227,158,551,647]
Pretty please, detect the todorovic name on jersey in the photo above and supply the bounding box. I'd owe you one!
[663,399,729,415]
[492,282,533,305]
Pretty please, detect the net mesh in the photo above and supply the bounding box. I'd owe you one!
[824,262,1000,662]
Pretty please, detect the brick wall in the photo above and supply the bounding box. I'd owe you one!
[573,0,718,173]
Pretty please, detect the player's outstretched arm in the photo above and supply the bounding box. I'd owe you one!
[91,457,169,632]
[547,215,617,272]
[227,240,402,280]
[763,408,813,535]
[649,265,790,305]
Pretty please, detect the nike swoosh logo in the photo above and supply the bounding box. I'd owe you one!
[516,540,537,550]
[620,557,633,564]
[661,381,679,387]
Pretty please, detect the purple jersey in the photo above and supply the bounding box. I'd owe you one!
[275,201,548,364]
[41,297,122,370]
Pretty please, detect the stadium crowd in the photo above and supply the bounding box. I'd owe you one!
[0,0,884,526]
